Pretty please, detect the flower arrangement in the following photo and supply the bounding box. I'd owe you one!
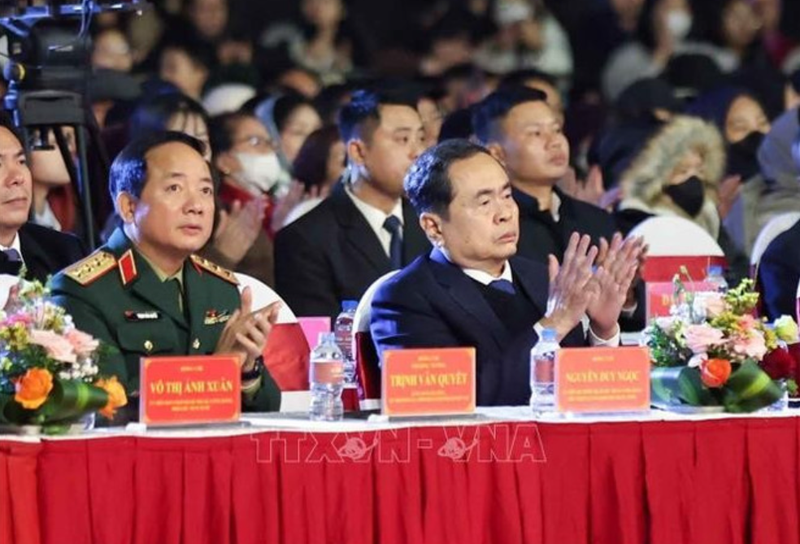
[0,278,126,433]
[646,273,794,412]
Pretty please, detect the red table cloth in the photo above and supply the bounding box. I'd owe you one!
[1,416,799,544]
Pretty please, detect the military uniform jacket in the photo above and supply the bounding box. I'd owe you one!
[49,228,281,418]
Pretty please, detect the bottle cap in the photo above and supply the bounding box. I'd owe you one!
[707,265,723,276]
[341,300,358,312]
[540,328,558,342]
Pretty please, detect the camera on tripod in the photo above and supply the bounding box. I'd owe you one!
[0,0,149,249]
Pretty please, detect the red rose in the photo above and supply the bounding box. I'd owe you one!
[761,348,796,381]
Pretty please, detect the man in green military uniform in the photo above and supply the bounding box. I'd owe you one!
[50,131,281,423]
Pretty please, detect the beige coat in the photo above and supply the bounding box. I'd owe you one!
[618,116,725,239]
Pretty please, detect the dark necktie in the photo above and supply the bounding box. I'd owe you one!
[489,279,516,295]
[1,248,22,276]
[382,216,403,269]
[167,278,185,315]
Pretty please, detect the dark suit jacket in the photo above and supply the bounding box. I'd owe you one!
[0,223,87,282]
[514,187,618,265]
[275,182,430,319]
[371,249,586,406]
[758,219,800,320]
[513,188,650,330]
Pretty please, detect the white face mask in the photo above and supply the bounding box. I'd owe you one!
[232,151,282,195]
[665,10,692,40]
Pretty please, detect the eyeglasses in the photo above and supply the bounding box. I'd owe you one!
[236,135,273,150]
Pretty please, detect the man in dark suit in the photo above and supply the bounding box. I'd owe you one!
[275,89,430,319]
[371,140,641,406]
[758,218,800,320]
[0,116,86,282]
[472,86,643,329]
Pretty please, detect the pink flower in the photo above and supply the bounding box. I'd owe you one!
[738,314,757,330]
[28,329,77,364]
[2,313,32,327]
[732,331,767,360]
[64,329,99,357]
[703,294,727,317]
[684,324,725,354]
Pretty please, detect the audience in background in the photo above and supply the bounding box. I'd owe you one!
[687,86,772,254]
[254,93,323,189]
[205,111,276,286]
[8,0,800,349]
[283,125,345,226]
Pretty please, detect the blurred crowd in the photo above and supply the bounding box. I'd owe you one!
[10,0,800,320]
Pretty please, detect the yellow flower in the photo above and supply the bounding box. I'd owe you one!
[774,316,799,343]
[96,376,128,419]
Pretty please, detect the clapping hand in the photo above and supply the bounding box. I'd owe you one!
[540,233,599,340]
[213,198,265,265]
[587,234,644,337]
[215,286,281,373]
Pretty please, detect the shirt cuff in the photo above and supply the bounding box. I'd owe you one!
[241,375,263,396]
[588,323,621,347]
[621,302,638,318]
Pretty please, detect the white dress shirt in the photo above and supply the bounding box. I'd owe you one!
[345,185,404,258]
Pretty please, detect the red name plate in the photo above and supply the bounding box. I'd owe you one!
[555,347,650,413]
[140,355,241,426]
[646,281,714,319]
[382,348,476,417]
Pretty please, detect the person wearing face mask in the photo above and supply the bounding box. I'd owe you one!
[201,111,280,286]
[687,87,772,254]
[602,0,694,100]
[616,115,750,282]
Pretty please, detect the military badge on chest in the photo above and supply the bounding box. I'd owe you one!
[124,310,161,321]
[204,309,231,325]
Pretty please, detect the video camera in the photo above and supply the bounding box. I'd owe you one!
[0,0,150,249]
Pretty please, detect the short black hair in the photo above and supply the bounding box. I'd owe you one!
[499,68,558,91]
[404,138,492,218]
[128,92,209,143]
[208,111,255,156]
[109,131,206,203]
[337,88,418,144]
[471,85,548,144]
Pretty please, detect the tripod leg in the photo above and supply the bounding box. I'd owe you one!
[71,126,96,250]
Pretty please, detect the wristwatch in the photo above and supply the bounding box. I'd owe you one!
[241,356,264,381]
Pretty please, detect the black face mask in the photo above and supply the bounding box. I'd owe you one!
[664,176,705,217]
[727,131,764,180]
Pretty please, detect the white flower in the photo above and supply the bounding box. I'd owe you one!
[688,353,708,368]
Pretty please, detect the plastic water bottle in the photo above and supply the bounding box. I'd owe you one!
[309,332,345,421]
[334,300,358,384]
[704,265,728,293]
[530,328,560,414]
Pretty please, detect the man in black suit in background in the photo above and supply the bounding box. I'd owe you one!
[472,86,644,329]
[0,116,86,282]
[371,140,641,406]
[275,89,430,319]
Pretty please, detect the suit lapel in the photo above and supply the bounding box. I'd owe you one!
[510,257,549,317]
[331,184,391,272]
[18,224,55,282]
[429,249,510,350]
